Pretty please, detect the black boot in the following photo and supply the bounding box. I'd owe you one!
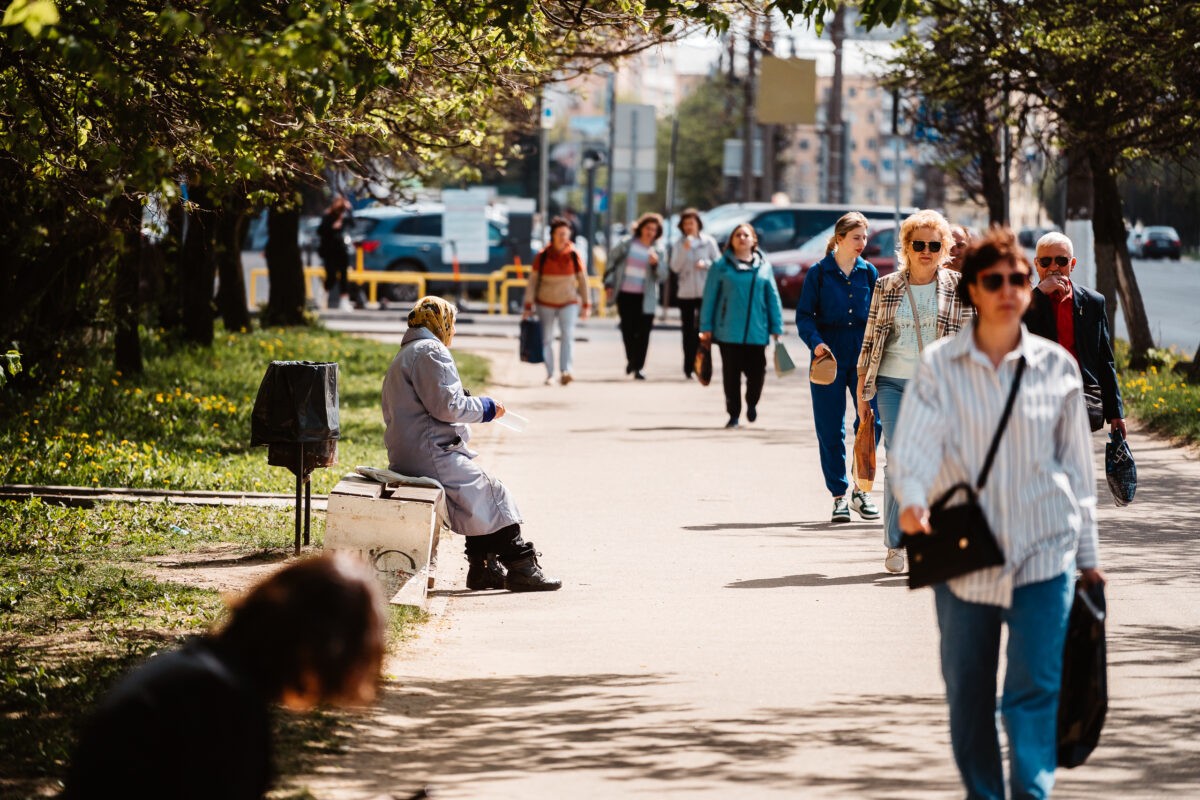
[466,554,507,591]
[502,543,561,592]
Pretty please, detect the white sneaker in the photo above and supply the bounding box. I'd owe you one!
[885,548,905,574]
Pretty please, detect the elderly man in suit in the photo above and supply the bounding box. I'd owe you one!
[1023,232,1127,438]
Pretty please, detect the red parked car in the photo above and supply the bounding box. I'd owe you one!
[768,220,900,308]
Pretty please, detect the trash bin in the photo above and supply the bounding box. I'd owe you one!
[250,361,340,553]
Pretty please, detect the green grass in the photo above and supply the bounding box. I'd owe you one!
[1116,342,1200,445]
[0,324,484,796]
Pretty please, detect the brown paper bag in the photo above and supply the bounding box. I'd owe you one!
[809,350,837,385]
[853,407,877,492]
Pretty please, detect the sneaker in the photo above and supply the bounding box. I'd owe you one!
[725,417,739,429]
[633,371,646,381]
[831,497,851,523]
[885,548,905,574]
[560,372,573,386]
[746,405,757,423]
[850,489,880,520]
[543,376,554,386]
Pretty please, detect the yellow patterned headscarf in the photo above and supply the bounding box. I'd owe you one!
[407,296,457,346]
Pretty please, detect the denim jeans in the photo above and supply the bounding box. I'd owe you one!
[934,573,1074,800]
[874,375,907,549]
[535,303,580,378]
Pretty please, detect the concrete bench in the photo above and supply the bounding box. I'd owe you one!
[325,474,444,609]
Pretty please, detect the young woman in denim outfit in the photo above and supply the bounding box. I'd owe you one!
[795,212,883,524]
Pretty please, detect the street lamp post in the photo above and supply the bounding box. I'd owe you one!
[582,149,606,276]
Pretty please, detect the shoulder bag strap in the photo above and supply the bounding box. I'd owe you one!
[904,280,926,353]
[976,356,1027,490]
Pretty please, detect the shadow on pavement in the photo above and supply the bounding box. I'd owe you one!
[725,572,906,589]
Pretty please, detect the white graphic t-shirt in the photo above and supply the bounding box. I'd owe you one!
[878,280,938,380]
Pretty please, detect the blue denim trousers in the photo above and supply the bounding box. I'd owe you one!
[874,375,908,548]
[933,573,1074,800]
[535,303,580,378]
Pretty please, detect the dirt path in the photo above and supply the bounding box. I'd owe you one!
[293,324,1200,799]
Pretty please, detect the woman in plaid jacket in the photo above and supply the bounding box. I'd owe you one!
[856,209,971,574]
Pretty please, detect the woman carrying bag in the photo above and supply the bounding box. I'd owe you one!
[523,216,591,385]
[891,228,1104,800]
[698,223,784,428]
[795,212,883,524]
[856,209,970,574]
[670,208,721,379]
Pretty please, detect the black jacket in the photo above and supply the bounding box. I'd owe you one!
[1024,284,1124,422]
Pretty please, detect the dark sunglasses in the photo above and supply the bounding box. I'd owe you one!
[977,272,1030,291]
[910,239,942,253]
[1037,256,1071,269]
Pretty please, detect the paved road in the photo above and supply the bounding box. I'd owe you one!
[293,319,1200,799]
[1113,257,1200,353]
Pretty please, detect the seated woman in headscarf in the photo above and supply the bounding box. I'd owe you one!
[382,296,561,592]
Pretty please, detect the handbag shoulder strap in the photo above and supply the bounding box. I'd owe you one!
[904,280,926,353]
[977,355,1027,490]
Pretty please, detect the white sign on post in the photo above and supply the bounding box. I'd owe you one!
[441,188,490,265]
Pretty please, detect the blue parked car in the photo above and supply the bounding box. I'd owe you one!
[350,205,513,298]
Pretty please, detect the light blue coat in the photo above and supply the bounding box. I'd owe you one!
[699,251,784,346]
[382,328,520,536]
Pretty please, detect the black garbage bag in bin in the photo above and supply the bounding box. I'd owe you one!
[251,361,341,445]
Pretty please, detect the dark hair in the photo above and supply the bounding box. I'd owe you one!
[632,212,664,241]
[549,216,571,235]
[214,554,386,706]
[677,208,704,233]
[957,226,1032,306]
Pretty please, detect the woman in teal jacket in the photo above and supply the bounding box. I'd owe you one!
[699,223,785,428]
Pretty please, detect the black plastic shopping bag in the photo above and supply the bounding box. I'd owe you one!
[1105,430,1137,506]
[250,361,340,445]
[519,317,544,364]
[1058,581,1107,768]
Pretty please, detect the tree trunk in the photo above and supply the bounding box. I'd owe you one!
[214,193,252,333]
[112,195,144,375]
[1089,153,1154,369]
[152,200,185,331]
[1188,343,1200,384]
[976,114,1006,226]
[180,183,216,346]
[262,205,306,327]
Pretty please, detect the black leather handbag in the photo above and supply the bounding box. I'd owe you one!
[518,317,544,364]
[903,357,1026,590]
[1057,580,1107,768]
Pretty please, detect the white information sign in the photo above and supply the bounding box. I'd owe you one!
[442,188,490,265]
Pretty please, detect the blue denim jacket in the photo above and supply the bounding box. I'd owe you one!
[794,254,878,355]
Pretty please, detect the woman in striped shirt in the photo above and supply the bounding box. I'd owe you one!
[891,228,1105,800]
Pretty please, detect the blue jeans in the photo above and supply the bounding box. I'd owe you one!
[810,341,881,497]
[535,303,580,378]
[874,375,907,548]
[934,573,1074,800]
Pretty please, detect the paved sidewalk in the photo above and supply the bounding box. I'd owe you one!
[299,323,1200,799]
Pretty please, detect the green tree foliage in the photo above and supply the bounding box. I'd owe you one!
[884,0,1200,367]
[656,74,744,211]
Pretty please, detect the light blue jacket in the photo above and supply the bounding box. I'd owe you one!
[699,251,784,346]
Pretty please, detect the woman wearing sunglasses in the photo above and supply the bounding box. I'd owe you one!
[856,209,970,573]
[889,227,1103,800]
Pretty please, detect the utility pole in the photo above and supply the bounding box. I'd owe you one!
[741,14,758,202]
[827,4,846,204]
[604,69,616,251]
[761,16,776,199]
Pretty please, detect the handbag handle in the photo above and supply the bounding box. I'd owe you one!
[976,356,1027,490]
[904,281,926,353]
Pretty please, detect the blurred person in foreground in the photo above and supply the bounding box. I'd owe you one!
[65,554,387,800]
[856,209,970,573]
[1023,231,1126,439]
[670,208,721,379]
[795,212,882,524]
[384,296,561,592]
[892,227,1104,800]
[603,212,667,380]
[524,216,591,386]
[698,222,784,428]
